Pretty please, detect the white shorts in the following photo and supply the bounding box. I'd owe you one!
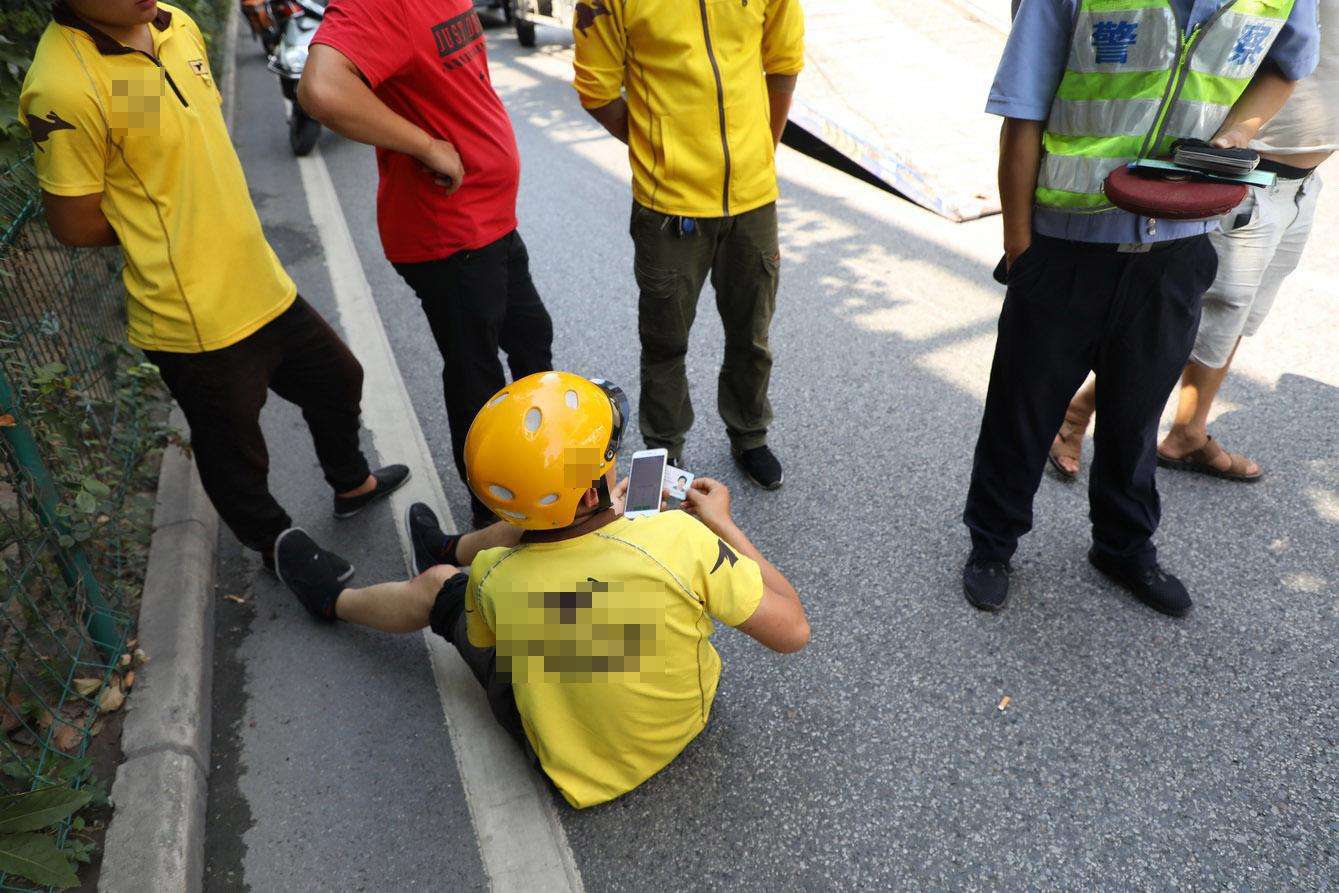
[1191,170,1323,369]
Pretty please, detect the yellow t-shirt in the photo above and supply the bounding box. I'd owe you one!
[466,511,765,809]
[19,4,296,353]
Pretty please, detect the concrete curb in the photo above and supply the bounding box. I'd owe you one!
[100,8,239,890]
[99,408,218,893]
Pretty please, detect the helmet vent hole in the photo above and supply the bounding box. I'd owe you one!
[537,493,559,506]
[499,509,528,521]
[488,484,515,501]
[564,389,579,409]
[488,392,509,408]
[524,407,542,433]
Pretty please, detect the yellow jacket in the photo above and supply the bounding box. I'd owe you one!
[573,0,805,218]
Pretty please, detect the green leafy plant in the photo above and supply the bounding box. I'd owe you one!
[0,785,94,888]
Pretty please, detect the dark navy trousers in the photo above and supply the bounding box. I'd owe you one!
[964,232,1219,568]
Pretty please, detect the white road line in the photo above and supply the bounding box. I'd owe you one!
[296,147,584,892]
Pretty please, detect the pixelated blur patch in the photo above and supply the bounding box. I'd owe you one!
[562,446,602,487]
[495,579,667,683]
[110,73,165,130]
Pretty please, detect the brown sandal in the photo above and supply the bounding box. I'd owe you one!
[1048,407,1092,480]
[1157,435,1263,483]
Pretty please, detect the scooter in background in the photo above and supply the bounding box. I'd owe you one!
[265,0,326,156]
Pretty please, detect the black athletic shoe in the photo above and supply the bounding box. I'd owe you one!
[733,445,783,490]
[261,543,354,584]
[1088,549,1192,617]
[405,502,462,576]
[963,559,1011,611]
[273,528,351,622]
[333,464,412,519]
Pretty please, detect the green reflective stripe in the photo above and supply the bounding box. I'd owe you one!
[1035,187,1113,210]
[1042,132,1147,159]
[1181,71,1252,105]
[1056,69,1169,102]
[1079,0,1166,10]
[1229,0,1293,17]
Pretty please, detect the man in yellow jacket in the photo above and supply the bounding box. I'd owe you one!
[574,0,805,491]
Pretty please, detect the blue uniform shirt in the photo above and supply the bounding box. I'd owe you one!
[989,0,1321,244]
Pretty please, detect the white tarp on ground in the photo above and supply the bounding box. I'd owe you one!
[790,0,1009,221]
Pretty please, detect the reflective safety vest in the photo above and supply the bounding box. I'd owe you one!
[1037,0,1297,212]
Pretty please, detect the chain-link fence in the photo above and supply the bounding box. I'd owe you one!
[0,149,173,887]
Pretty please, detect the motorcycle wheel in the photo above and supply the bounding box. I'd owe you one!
[290,104,321,156]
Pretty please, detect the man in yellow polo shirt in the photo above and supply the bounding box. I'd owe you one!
[574,0,805,492]
[272,372,809,807]
[20,0,408,576]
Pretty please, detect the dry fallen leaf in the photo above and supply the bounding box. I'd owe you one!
[97,682,125,714]
[997,696,1012,712]
[126,638,138,650]
[1,692,23,734]
[0,414,14,428]
[35,709,54,732]
[90,719,104,738]
[223,594,248,605]
[118,653,131,668]
[123,671,136,690]
[51,722,81,753]
[133,648,149,666]
[73,677,103,698]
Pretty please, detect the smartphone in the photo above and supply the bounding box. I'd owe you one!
[624,448,668,518]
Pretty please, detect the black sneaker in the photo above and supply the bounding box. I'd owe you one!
[261,543,354,584]
[963,558,1011,612]
[1088,548,1192,617]
[405,502,462,576]
[273,528,352,622]
[333,464,412,520]
[733,445,783,490]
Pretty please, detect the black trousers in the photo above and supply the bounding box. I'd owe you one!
[394,230,553,519]
[963,233,1219,568]
[429,573,528,751]
[146,296,371,552]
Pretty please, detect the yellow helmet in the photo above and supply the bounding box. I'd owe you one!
[464,372,629,530]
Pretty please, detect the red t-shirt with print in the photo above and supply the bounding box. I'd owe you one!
[313,0,520,263]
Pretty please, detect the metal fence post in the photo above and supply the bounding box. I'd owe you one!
[0,365,119,660]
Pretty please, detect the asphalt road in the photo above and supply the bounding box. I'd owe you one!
[206,15,1338,891]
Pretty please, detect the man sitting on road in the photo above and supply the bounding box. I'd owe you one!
[20,0,408,578]
[272,372,809,808]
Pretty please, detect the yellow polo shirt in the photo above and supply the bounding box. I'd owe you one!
[20,4,296,353]
[465,510,765,808]
[572,0,805,218]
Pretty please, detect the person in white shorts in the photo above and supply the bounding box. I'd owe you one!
[1048,0,1337,482]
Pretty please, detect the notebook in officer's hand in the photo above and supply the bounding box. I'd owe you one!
[1171,138,1260,175]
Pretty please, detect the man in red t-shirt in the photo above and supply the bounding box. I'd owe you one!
[300,0,553,527]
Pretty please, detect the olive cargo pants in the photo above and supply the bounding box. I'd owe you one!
[631,200,780,456]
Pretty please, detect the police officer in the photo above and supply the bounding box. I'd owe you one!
[962,0,1319,615]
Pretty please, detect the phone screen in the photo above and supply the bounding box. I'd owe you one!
[625,453,667,514]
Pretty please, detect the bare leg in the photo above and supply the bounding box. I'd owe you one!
[338,474,378,498]
[1049,376,1097,476]
[335,564,458,633]
[1158,339,1260,476]
[456,521,522,566]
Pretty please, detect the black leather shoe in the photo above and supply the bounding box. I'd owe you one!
[963,559,1010,612]
[333,465,411,519]
[405,502,461,576]
[1088,549,1192,617]
[273,528,352,622]
[733,445,783,490]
